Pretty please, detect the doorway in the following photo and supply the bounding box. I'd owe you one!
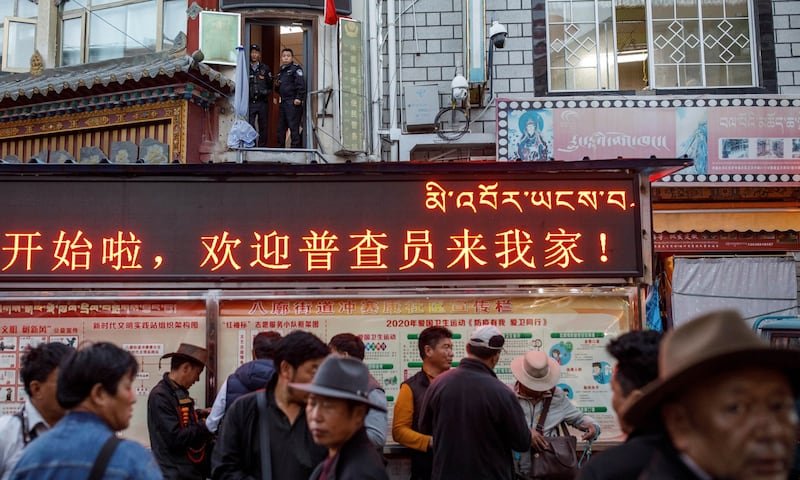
[246,20,311,148]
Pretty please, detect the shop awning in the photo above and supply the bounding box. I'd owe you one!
[653,209,800,233]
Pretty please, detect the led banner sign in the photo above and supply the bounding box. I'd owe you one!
[0,169,643,281]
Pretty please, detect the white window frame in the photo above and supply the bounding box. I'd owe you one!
[2,17,36,73]
[59,0,178,66]
[545,0,759,92]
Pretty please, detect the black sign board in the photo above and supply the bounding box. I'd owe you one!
[0,164,645,282]
[220,0,351,14]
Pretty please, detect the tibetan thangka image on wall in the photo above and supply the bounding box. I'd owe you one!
[496,97,800,182]
[499,106,554,161]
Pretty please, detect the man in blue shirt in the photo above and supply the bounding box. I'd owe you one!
[0,342,73,480]
[10,342,162,479]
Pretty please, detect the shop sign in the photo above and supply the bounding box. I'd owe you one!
[0,170,643,281]
[497,100,800,179]
[654,231,800,253]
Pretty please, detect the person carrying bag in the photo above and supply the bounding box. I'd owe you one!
[529,395,578,479]
[510,351,599,480]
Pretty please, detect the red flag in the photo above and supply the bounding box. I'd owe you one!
[324,0,339,25]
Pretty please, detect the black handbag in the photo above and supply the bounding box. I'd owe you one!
[529,395,579,480]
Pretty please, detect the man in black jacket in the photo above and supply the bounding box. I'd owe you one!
[211,331,329,480]
[274,48,306,148]
[292,355,389,480]
[248,44,273,147]
[419,326,531,480]
[147,343,213,480]
[578,330,664,480]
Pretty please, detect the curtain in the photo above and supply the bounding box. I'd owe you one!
[671,256,798,327]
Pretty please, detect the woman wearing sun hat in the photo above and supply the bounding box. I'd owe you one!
[511,350,600,477]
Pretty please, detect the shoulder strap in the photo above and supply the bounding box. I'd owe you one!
[13,407,33,445]
[256,389,272,480]
[87,434,121,480]
[535,394,554,433]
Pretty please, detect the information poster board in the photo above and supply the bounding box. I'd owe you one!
[218,292,633,444]
[0,300,207,446]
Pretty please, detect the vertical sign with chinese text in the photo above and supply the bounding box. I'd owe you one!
[339,19,366,152]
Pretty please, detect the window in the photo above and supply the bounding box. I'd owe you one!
[546,0,756,91]
[1,0,38,73]
[59,0,185,66]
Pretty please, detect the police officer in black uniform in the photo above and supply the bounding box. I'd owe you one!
[248,44,272,147]
[274,48,306,148]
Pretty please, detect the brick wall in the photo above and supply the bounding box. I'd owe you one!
[773,0,800,93]
[382,0,534,137]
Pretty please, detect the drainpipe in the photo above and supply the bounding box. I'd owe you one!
[369,0,382,160]
[387,0,400,161]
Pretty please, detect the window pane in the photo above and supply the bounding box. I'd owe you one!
[703,18,750,64]
[89,1,156,62]
[162,0,185,50]
[547,0,601,91]
[675,1,698,20]
[6,21,35,70]
[724,0,748,18]
[0,4,13,19]
[548,2,569,22]
[701,1,724,18]
[570,1,597,23]
[573,67,599,90]
[550,67,567,90]
[654,64,678,88]
[16,0,37,19]
[676,63,702,87]
[61,17,82,66]
[615,4,646,90]
[705,63,750,86]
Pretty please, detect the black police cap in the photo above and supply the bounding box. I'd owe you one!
[250,44,260,51]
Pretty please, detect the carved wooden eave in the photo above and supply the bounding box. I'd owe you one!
[0,35,233,117]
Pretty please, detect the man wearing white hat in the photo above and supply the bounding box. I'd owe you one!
[419,326,531,480]
[510,350,599,477]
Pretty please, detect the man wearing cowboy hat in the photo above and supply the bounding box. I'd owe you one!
[623,310,800,480]
[147,343,213,480]
[510,350,599,477]
[291,355,389,480]
[419,325,531,480]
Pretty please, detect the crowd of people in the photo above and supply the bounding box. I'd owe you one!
[0,309,798,480]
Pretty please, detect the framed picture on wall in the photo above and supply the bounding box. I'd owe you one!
[198,11,240,66]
